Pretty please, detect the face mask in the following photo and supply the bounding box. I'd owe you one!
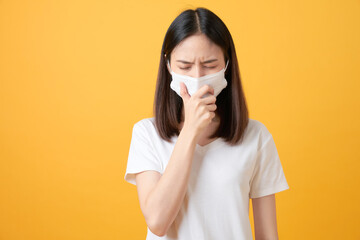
[167,60,229,98]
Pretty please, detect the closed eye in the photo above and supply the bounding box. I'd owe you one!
[179,66,216,70]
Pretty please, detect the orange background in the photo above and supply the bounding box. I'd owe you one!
[0,0,359,239]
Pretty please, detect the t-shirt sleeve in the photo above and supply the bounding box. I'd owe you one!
[124,120,162,186]
[249,126,290,199]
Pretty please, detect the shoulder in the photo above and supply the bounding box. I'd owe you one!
[246,118,271,137]
[246,118,274,148]
[131,117,172,148]
[133,117,155,129]
[248,118,271,136]
[132,117,157,138]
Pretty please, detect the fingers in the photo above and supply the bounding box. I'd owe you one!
[206,103,217,112]
[201,94,216,105]
[193,84,214,99]
[180,82,190,101]
[180,83,217,136]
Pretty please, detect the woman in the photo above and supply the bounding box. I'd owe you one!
[124,7,289,240]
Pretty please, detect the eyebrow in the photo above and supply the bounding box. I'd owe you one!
[176,59,218,64]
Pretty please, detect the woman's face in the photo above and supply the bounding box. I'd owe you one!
[167,33,226,78]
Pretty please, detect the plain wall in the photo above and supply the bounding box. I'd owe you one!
[0,0,359,239]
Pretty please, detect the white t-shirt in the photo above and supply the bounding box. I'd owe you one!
[124,117,289,240]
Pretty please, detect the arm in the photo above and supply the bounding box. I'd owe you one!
[252,194,279,240]
[135,127,197,237]
[134,84,216,237]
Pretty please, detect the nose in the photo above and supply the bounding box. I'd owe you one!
[193,64,204,78]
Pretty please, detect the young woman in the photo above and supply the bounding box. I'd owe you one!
[124,7,289,240]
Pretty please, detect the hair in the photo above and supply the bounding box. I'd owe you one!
[153,7,249,146]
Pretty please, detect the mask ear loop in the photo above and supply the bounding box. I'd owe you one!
[167,60,172,73]
[224,59,230,72]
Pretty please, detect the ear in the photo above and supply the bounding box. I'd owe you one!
[165,56,172,73]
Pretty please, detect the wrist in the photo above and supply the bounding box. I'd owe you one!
[179,124,198,144]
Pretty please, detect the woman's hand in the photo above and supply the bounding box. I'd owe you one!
[179,82,217,138]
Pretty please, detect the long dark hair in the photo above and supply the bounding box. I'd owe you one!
[153,7,249,146]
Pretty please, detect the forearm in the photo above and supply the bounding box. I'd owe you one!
[253,194,279,240]
[145,127,197,235]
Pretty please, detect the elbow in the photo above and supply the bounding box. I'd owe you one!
[149,228,166,237]
[142,198,170,237]
[147,215,169,237]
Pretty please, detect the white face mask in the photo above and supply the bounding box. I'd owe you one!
[167,60,229,98]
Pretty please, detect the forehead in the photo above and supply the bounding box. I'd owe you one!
[171,33,223,60]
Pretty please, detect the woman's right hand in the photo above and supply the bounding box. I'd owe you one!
[179,82,217,138]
